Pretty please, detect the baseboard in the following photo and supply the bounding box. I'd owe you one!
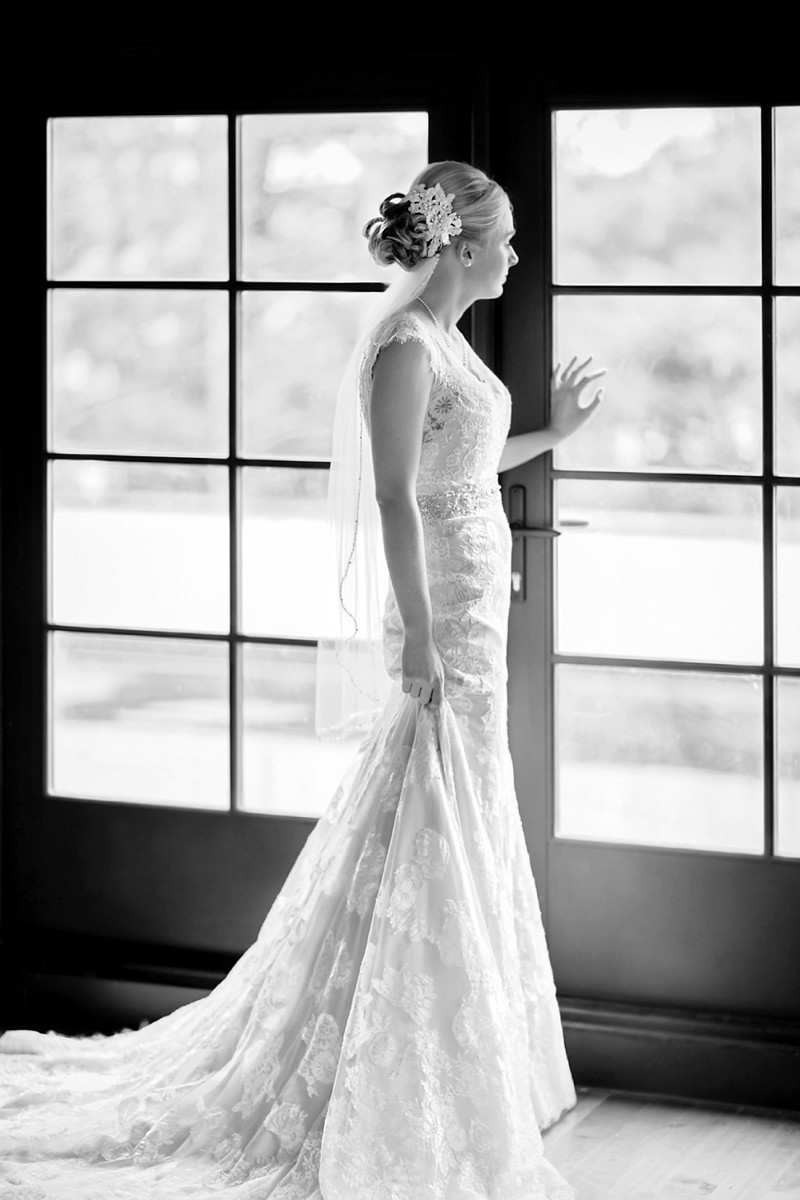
[4,947,798,1113]
[1,933,226,1035]
[560,997,800,1113]
[5,970,210,1035]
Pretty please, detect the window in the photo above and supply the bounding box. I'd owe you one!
[550,106,799,857]
[47,111,428,817]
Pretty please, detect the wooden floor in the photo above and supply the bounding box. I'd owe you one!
[542,1088,800,1200]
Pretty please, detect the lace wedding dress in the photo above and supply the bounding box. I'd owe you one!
[0,310,577,1200]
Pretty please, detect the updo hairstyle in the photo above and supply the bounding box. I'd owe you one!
[363,161,509,271]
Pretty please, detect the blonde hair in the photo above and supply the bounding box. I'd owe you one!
[363,161,510,270]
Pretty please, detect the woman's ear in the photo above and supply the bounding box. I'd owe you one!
[459,240,473,268]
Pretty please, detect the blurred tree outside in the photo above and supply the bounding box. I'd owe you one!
[50,115,229,281]
[240,111,428,282]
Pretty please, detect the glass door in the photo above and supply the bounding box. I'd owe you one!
[503,102,799,1023]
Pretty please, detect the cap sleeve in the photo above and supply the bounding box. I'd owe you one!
[358,310,446,408]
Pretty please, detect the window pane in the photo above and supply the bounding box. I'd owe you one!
[777,487,800,667]
[555,480,762,663]
[51,462,229,633]
[555,665,763,854]
[242,643,361,817]
[241,468,337,638]
[240,112,428,281]
[50,632,228,808]
[241,291,375,459]
[50,289,228,456]
[554,108,760,285]
[776,299,800,477]
[776,677,800,858]
[775,107,800,285]
[553,295,761,474]
[50,116,228,281]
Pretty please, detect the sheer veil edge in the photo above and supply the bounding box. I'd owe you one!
[315,256,439,739]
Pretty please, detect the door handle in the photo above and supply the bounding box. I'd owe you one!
[506,483,560,602]
[510,523,560,539]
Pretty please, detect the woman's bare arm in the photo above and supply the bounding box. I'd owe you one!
[499,356,605,472]
[369,338,444,706]
[499,427,563,472]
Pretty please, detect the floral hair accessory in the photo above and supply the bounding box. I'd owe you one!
[407,182,463,257]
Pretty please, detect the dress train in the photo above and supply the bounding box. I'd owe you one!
[1,692,575,1199]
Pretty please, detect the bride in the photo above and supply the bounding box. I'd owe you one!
[0,162,603,1200]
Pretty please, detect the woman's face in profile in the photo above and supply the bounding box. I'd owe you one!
[468,201,518,298]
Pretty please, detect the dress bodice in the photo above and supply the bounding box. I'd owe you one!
[359,309,511,495]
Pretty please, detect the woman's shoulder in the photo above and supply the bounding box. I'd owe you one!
[371,306,435,352]
[361,306,444,381]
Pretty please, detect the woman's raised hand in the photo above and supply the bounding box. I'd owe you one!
[549,356,606,442]
[401,633,445,707]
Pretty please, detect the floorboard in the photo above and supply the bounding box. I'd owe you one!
[542,1089,800,1200]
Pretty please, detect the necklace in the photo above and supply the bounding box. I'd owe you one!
[416,297,468,368]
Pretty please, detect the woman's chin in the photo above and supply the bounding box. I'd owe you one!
[475,280,506,301]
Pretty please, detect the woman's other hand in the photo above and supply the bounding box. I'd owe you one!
[402,633,445,707]
[549,355,606,442]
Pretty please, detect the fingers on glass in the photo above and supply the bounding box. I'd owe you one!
[574,367,606,394]
[568,356,594,385]
[555,355,599,387]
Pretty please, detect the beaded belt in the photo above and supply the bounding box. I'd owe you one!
[416,483,501,521]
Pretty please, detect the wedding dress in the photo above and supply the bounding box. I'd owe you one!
[0,309,577,1200]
